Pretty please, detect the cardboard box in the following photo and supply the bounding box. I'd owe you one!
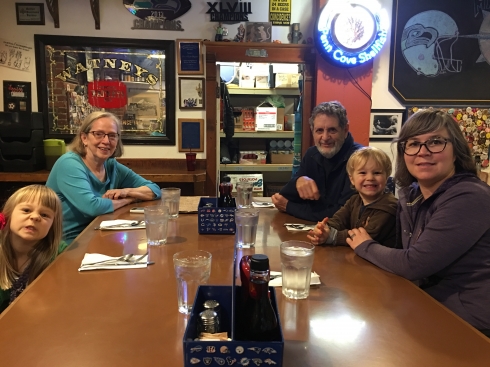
[227,174,263,193]
[270,151,293,164]
[239,151,267,165]
[276,107,285,131]
[256,106,277,131]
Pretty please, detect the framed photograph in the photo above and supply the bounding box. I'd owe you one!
[34,35,176,145]
[369,109,405,139]
[178,118,204,152]
[179,77,205,110]
[16,3,45,25]
[246,22,272,42]
[176,39,203,75]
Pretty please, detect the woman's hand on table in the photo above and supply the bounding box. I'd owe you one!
[307,217,329,245]
[103,188,130,199]
[346,227,372,250]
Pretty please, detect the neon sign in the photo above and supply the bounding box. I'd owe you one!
[315,0,388,67]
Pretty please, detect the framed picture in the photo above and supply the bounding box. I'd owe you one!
[389,1,490,105]
[369,109,405,139]
[16,3,45,25]
[179,77,205,109]
[178,118,204,152]
[246,22,272,42]
[34,35,176,145]
[176,39,203,75]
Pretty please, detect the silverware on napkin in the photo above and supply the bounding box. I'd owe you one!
[94,220,145,230]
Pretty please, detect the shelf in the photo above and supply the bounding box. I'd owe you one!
[219,164,292,172]
[227,88,299,96]
[220,130,294,138]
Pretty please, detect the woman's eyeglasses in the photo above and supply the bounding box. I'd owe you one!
[402,137,450,156]
[89,131,119,141]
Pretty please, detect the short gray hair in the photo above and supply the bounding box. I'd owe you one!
[309,101,348,130]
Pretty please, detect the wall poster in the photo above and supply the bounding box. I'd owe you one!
[389,0,490,105]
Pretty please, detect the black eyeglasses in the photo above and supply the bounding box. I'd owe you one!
[402,137,450,156]
[88,131,119,141]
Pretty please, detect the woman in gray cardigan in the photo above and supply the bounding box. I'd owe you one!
[347,110,490,336]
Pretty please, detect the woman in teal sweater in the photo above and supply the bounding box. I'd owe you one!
[46,111,161,244]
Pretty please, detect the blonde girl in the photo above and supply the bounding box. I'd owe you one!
[0,185,65,312]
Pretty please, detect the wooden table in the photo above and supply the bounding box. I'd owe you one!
[0,202,489,366]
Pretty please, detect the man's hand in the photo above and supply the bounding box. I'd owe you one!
[296,176,320,200]
[271,193,288,212]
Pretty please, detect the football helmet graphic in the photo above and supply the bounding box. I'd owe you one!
[401,10,462,76]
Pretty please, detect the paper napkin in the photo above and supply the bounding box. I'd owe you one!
[284,223,316,232]
[98,220,145,230]
[269,271,321,287]
[78,253,149,271]
[252,202,275,208]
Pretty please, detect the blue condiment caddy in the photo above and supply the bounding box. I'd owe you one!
[198,197,236,234]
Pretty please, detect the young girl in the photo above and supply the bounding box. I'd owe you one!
[0,185,66,313]
[307,147,398,247]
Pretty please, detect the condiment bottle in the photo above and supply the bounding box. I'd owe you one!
[218,176,234,207]
[244,254,278,341]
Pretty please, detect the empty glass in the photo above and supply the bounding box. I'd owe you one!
[144,206,169,246]
[235,208,259,248]
[236,182,253,208]
[161,187,181,219]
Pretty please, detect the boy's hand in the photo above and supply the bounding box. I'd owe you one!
[307,217,329,245]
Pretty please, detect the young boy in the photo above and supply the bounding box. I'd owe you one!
[307,147,398,248]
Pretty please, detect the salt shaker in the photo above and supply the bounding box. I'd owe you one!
[198,310,219,335]
[203,300,221,331]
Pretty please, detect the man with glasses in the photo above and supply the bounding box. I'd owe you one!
[272,101,363,221]
[46,111,161,244]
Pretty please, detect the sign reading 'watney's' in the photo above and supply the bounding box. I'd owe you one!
[206,2,252,22]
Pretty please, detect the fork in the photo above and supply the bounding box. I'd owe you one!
[94,220,144,230]
[82,253,134,267]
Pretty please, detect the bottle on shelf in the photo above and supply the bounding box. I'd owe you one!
[243,254,279,341]
[218,175,234,207]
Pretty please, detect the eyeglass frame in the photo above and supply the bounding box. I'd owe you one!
[87,131,120,141]
[401,137,451,156]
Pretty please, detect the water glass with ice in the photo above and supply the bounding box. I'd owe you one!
[144,206,169,246]
[173,250,212,314]
[235,208,259,248]
[161,187,181,219]
[280,241,315,299]
[236,182,253,208]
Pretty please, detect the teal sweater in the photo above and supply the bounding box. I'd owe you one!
[46,152,161,243]
[0,241,68,313]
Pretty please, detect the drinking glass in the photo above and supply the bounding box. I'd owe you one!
[280,240,315,299]
[236,182,253,208]
[235,208,259,248]
[144,206,169,246]
[161,187,181,219]
[173,250,212,314]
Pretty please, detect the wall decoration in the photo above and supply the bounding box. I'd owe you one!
[246,22,272,42]
[407,106,490,165]
[206,1,252,22]
[176,39,203,75]
[3,81,31,113]
[390,0,490,105]
[123,0,191,21]
[369,109,404,139]
[16,3,45,25]
[34,35,175,145]
[0,38,34,72]
[269,0,291,26]
[179,77,205,109]
[315,0,388,68]
[178,118,204,152]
